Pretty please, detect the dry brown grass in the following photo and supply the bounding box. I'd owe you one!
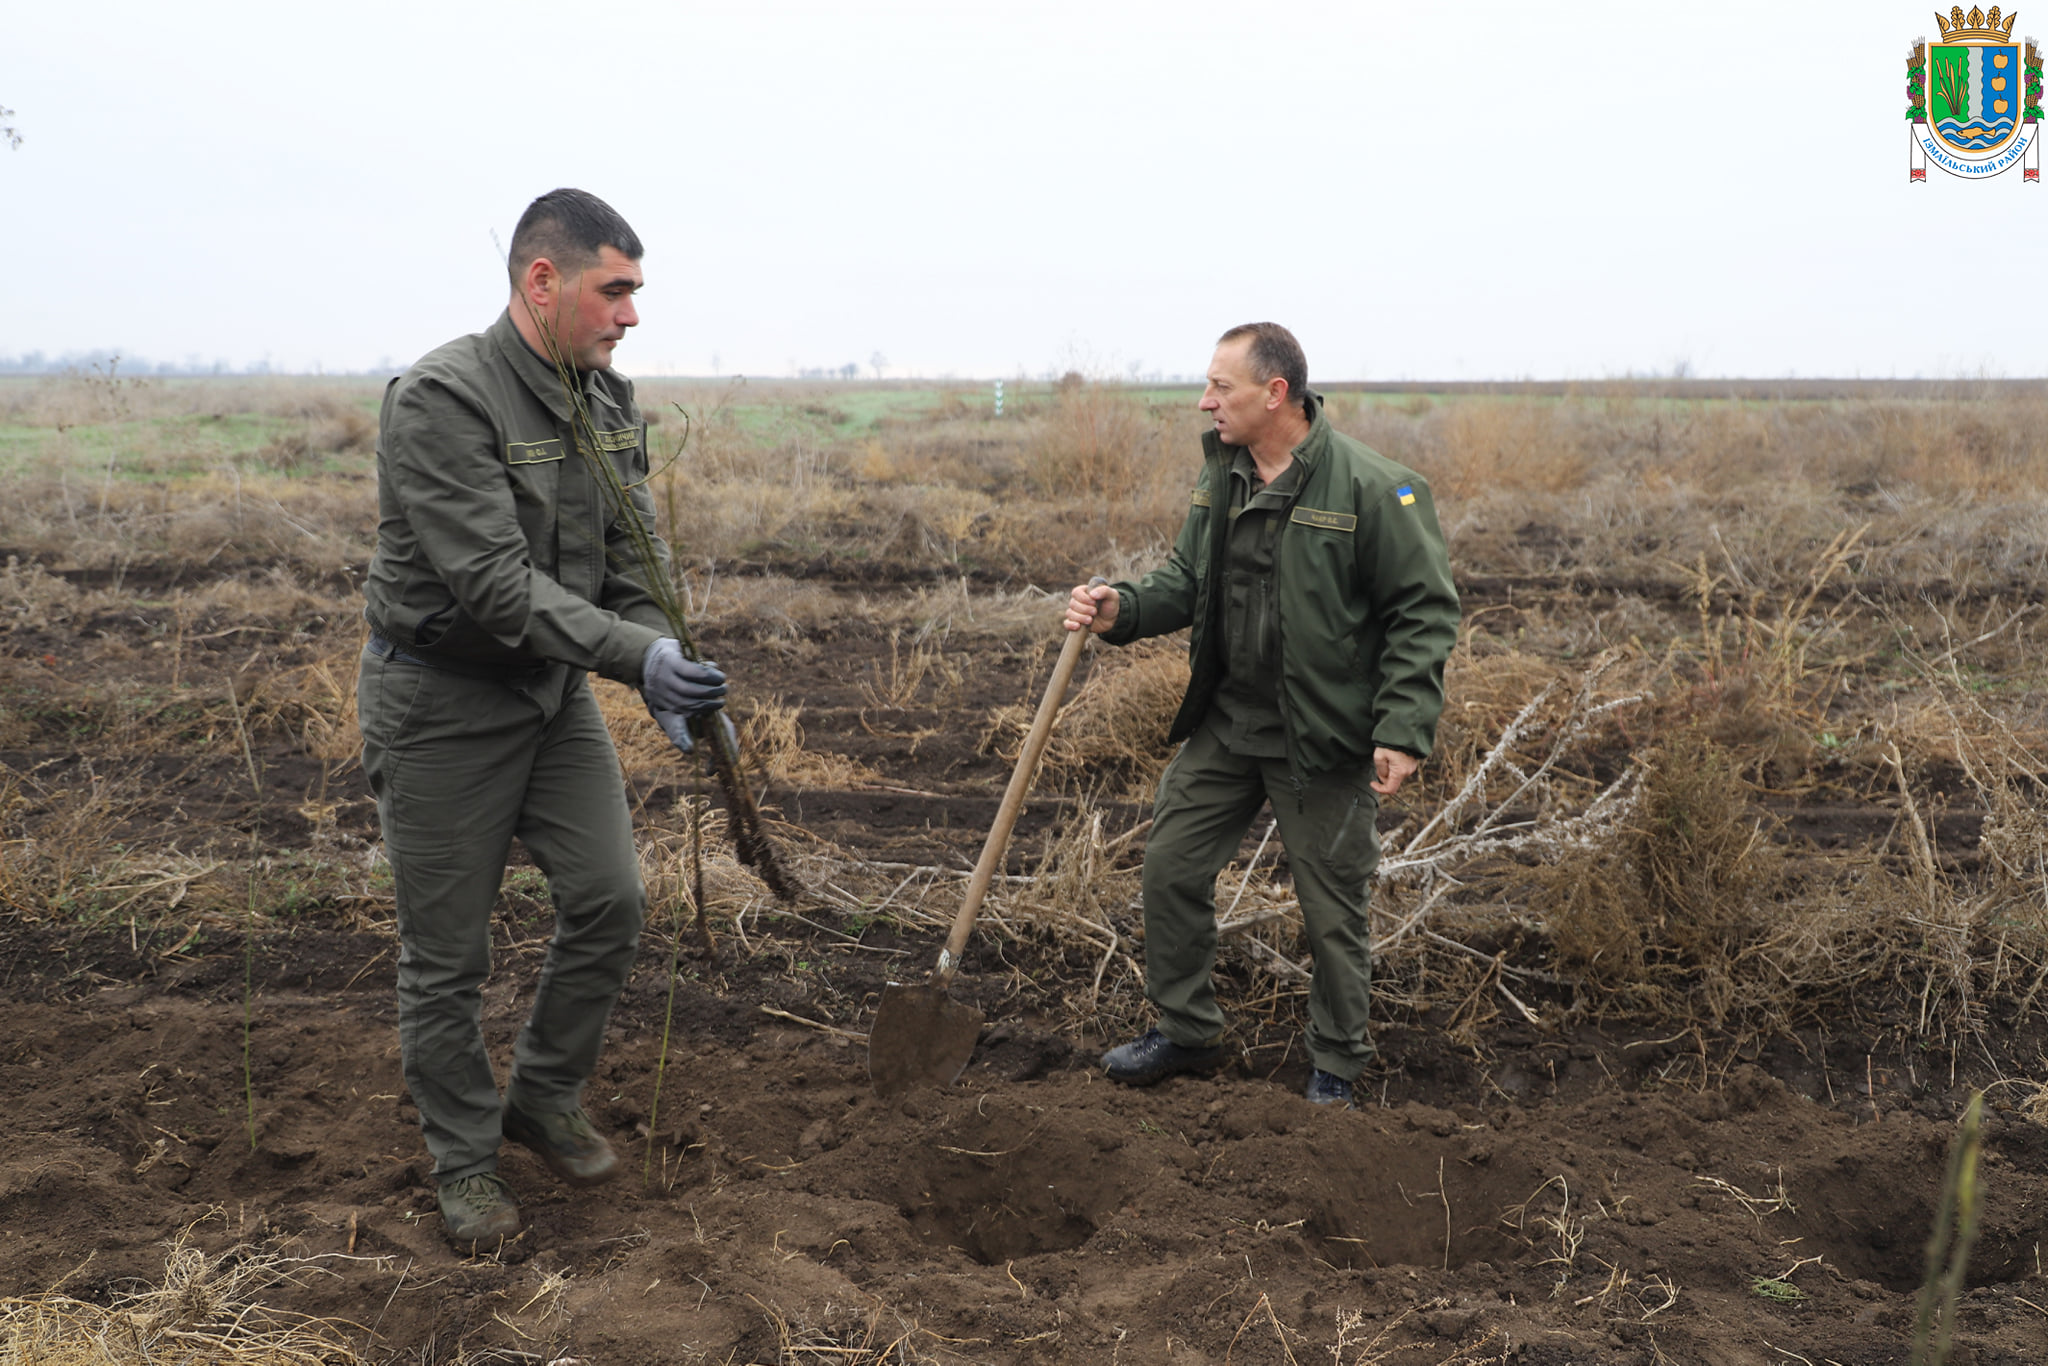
[736,694,879,790]
[10,374,2048,600]
[10,375,2048,1043]
[0,372,384,429]
[982,636,1190,799]
[0,1230,367,1365]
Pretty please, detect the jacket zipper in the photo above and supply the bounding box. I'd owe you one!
[1271,485,1306,811]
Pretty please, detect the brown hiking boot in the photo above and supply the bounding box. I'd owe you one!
[502,1101,619,1187]
[438,1172,520,1243]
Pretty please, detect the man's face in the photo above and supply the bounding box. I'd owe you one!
[553,246,643,371]
[1198,338,1279,447]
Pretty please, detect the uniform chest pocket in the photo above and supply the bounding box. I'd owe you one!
[502,440,563,569]
[505,442,563,501]
[592,427,646,480]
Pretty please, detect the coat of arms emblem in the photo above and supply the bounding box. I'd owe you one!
[1910,7,2043,179]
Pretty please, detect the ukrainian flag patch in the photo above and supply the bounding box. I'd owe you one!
[1395,484,1416,506]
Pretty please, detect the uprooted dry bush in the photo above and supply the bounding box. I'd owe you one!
[1524,713,2048,1040]
[1533,731,1792,1024]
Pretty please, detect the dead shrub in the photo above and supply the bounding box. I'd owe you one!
[1436,401,1592,498]
[253,408,372,472]
[1018,383,1189,504]
[1523,728,1968,1034]
[0,555,80,628]
[737,694,875,789]
[1538,731,1784,1024]
[241,642,363,774]
[0,758,224,923]
[1327,398,1594,502]
[313,406,375,454]
[639,796,775,936]
[2020,1083,2048,1124]
[983,636,1189,798]
[860,628,964,711]
[1410,644,1574,814]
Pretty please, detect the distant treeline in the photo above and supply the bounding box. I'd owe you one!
[3,351,2041,399]
[0,351,389,377]
[1320,377,2048,401]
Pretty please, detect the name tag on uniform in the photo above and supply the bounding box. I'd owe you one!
[1190,487,1212,507]
[594,428,639,452]
[506,439,565,465]
[1290,506,1357,533]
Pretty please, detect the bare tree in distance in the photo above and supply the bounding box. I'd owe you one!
[870,350,887,380]
[1,107,20,151]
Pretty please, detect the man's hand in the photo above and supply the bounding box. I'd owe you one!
[642,638,727,715]
[650,704,737,758]
[1371,747,1419,798]
[1065,581,1119,634]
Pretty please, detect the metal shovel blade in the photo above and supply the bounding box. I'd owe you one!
[868,982,984,1098]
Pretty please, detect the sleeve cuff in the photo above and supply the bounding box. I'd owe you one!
[1098,580,1142,645]
[609,622,667,685]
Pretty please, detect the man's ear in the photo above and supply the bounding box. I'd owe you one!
[522,256,560,309]
[1267,377,1289,411]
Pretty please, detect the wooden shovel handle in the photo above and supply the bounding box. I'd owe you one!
[934,582,1101,987]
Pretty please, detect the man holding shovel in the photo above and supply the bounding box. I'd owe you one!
[1065,322,1458,1107]
[358,189,727,1244]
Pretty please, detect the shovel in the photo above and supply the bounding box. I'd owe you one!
[868,582,1102,1097]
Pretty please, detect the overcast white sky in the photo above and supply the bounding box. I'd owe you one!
[1,1,2033,380]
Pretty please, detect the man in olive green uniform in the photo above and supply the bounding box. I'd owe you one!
[358,189,727,1243]
[1066,323,1459,1107]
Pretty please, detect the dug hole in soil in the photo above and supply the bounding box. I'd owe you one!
[4,615,2048,1365]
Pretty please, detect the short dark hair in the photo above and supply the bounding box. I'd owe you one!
[1217,322,1308,407]
[507,188,643,287]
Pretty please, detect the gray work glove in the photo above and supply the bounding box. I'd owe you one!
[649,703,738,757]
[641,637,728,715]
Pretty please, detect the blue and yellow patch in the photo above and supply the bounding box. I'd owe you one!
[1395,484,1416,507]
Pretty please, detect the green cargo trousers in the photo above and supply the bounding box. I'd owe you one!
[1142,714,1381,1081]
[357,646,644,1182]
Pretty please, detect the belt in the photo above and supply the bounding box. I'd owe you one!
[366,632,430,667]
[366,632,554,681]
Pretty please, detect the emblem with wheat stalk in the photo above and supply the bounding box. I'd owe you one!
[1934,48,1972,127]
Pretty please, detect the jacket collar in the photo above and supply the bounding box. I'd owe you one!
[1202,388,1331,472]
[488,309,598,424]
[1294,390,1331,471]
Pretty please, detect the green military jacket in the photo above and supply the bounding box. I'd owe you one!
[1103,391,1460,779]
[361,311,673,683]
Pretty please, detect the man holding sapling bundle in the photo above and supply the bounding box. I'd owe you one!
[358,188,727,1245]
[1065,323,1458,1109]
